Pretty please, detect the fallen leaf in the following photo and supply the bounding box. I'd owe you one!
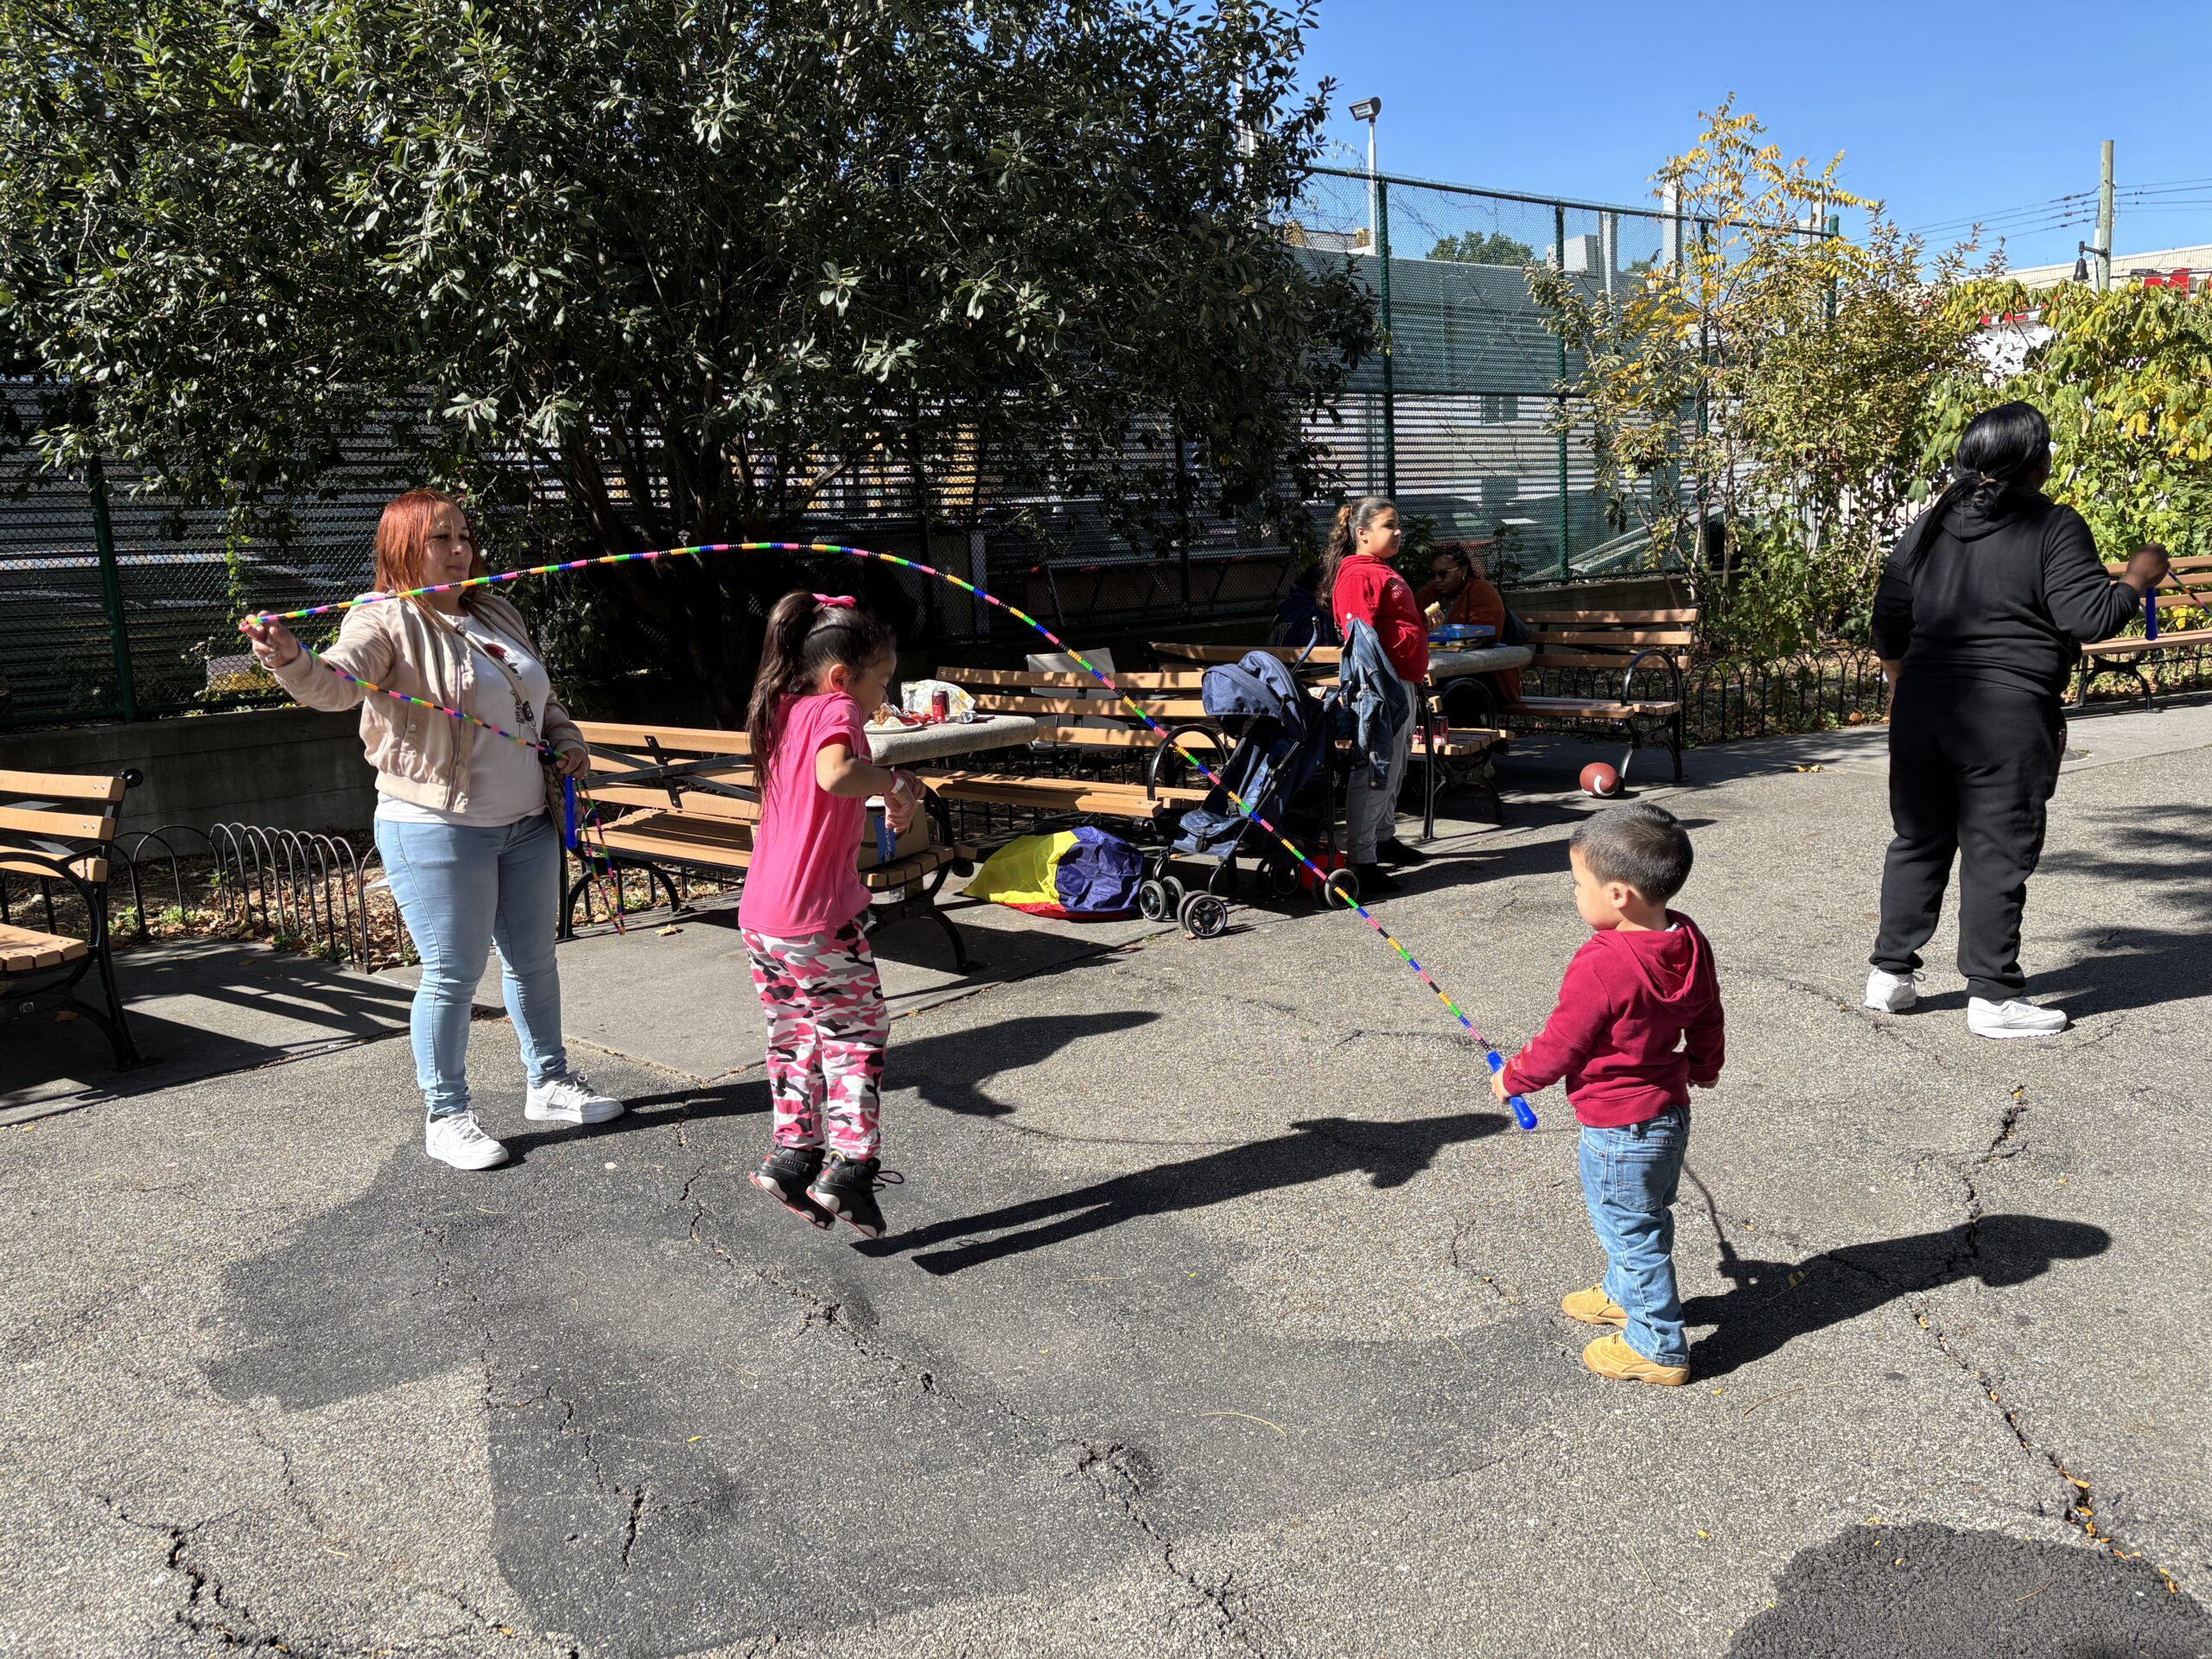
[658,925,682,937]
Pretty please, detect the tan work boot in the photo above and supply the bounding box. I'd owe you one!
[1560,1285,1627,1327]
[1581,1331,1689,1387]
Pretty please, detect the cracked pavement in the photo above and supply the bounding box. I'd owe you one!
[3,710,2211,1656]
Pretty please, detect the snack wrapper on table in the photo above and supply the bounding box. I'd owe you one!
[900,679,976,721]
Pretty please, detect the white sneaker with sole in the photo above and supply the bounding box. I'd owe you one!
[426,1111,510,1170]
[1967,997,2068,1039]
[1865,969,1922,1012]
[524,1072,625,1125]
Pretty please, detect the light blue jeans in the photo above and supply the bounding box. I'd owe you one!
[375,810,569,1120]
[1577,1107,1691,1367]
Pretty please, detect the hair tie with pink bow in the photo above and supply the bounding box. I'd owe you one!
[812,593,857,608]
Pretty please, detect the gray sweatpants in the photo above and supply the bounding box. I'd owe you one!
[1344,681,1415,862]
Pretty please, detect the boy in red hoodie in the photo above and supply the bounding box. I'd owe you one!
[1491,803,1723,1386]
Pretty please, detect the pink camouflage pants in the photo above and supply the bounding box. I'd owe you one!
[741,919,888,1158]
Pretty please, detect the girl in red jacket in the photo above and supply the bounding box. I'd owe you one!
[1323,497,1429,893]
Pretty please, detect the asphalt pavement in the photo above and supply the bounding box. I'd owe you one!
[3,702,2209,1658]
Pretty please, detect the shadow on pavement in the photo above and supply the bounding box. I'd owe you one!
[1683,1212,2111,1380]
[494,1008,1166,1160]
[1726,1521,2207,1659]
[865,1109,1510,1275]
[2036,802,2212,1017]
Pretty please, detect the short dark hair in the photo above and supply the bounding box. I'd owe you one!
[1570,803,1693,902]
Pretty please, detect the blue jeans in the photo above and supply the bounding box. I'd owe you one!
[1577,1107,1690,1367]
[375,810,569,1120]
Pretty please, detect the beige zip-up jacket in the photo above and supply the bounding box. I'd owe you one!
[270,591,586,815]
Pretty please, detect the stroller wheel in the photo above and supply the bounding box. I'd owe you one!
[1323,868,1361,909]
[1264,861,1302,899]
[1137,878,1172,922]
[1179,891,1231,940]
[1160,874,1186,911]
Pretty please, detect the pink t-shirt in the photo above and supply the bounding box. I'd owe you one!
[737,691,871,938]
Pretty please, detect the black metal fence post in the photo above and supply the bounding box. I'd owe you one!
[88,456,137,721]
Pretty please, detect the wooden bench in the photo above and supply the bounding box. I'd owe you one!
[929,665,1217,763]
[1154,641,1512,835]
[0,768,140,1066]
[568,721,979,969]
[1510,606,1696,783]
[2077,556,2212,704]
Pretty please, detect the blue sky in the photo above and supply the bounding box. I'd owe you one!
[1302,0,2212,270]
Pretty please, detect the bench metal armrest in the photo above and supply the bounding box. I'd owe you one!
[1147,724,1223,800]
[1619,647,1685,706]
[0,848,110,953]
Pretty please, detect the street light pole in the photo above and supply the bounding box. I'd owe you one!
[1351,97,1382,253]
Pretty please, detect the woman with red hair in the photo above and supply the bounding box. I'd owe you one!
[242,491,620,1169]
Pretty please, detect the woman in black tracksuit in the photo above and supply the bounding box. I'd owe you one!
[1866,402,2169,1039]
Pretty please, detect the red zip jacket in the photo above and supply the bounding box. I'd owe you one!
[1500,914,1725,1128]
[1332,554,1430,683]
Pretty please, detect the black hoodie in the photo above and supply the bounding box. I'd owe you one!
[1870,492,2140,698]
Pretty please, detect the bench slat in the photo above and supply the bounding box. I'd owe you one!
[574,721,753,756]
[0,922,89,974]
[2083,627,2212,656]
[1515,697,1682,719]
[0,770,128,804]
[0,804,114,842]
[1529,650,1688,671]
[1528,629,1695,648]
[970,693,1205,718]
[584,784,761,822]
[936,667,1207,692]
[918,771,1207,815]
[1152,642,1342,667]
[1522,614,1689,628]
[0,849,108,883]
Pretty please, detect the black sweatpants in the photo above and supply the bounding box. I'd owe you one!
[1872,677,2063,1001]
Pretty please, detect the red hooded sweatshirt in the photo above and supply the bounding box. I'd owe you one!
[1500,914,1725,1128]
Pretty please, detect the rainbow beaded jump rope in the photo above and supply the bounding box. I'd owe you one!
[247,540,1541,1129]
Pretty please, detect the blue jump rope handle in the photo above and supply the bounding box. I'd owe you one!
[1485,1049,1540,1131]
[562,772,578,851]
[2145,589,2159,642]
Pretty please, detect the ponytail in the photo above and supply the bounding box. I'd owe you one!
[746,590,898,780]
[1320,495,1395,597]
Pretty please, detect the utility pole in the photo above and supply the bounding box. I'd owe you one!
[2095,139,2114,292]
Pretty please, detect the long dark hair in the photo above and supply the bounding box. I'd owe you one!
[1901,402,2053,572]
[745,590,897,781]
[1321,495,1396,594]
[1953,401,2051,508]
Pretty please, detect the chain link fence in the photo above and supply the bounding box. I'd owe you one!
[1288,164,1700,584]
[1,165,1788,731]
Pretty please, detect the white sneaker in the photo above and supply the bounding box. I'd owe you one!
[425,1111,510,1171]
[1967,997,2068,1039]
[524,1072,625,1126]
[1865,969,1922,1012]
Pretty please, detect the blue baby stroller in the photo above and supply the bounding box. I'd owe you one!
[1136,651,1355,938]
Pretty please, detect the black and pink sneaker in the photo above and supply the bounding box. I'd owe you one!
[807,1154,902,1240]
[751,1146,833,1229]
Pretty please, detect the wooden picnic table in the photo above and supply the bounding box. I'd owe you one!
[1426,644,1534,682]
[865,713,1039,766]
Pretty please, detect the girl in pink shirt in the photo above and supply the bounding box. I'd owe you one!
[739,592,919,1237]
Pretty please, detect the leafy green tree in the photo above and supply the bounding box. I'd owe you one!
[1,0,1372,713]
[1935,277,2212,575]
[1529,99,1993,652]
[1427,230,1535,265]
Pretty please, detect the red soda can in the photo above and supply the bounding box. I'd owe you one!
[931,688,950,723]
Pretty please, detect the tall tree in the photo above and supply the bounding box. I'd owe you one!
[1,0,1372,712]
[1529,99,1992,652]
